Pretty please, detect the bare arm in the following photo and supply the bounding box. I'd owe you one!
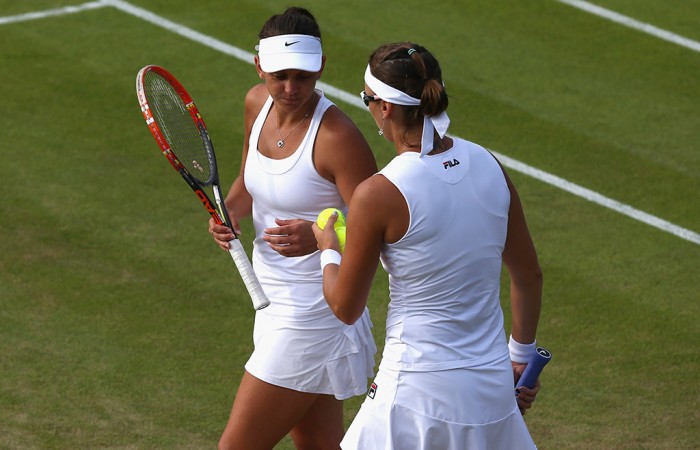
[210,84,267,250]
[501,170,542,346]
[314,106,378,206]
[313,174,406,324]
[500,167,543,413]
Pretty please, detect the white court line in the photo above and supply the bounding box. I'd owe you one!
[0,1,107,25]
[2,0,698,245]
[554,0,700,53]
[495,154,700,245]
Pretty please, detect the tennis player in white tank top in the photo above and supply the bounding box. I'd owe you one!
[244,90,376,391]
[209,8,378,449]
[314,42,543,449]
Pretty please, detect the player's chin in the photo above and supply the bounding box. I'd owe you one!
[277,96,306,110]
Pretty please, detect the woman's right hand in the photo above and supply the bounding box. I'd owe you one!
[209,217,239,251]
[311,211,340,252]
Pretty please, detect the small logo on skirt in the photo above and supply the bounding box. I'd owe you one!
[368,382,377,399]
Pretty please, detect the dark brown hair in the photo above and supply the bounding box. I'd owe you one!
[258,7,321,40]
[368,42,448,125]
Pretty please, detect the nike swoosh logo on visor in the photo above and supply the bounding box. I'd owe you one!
[284,41,300,46]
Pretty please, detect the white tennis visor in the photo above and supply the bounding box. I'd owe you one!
[257,34,323,73]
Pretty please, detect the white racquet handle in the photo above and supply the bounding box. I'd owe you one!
[228,239,270,310]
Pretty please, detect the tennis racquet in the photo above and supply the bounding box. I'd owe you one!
[516,346,552,391]
[136,65,269,310]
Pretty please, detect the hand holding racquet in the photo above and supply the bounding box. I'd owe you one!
[136,65,269,310]
[516,346,552,391]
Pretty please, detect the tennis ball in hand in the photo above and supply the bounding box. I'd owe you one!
[335,226,346,253]
[316,208,346,253]
[316,208,345,230]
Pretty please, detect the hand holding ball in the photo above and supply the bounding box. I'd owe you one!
[334,227,346,254]
[316,208,345,229]
[316,208,346,253]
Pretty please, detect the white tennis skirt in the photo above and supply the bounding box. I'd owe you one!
[341,356,537,449]
[245,305,377,400]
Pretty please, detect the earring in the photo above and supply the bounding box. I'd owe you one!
[378,117,385,136]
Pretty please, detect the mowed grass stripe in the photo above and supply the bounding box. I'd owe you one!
[51,0,696,246]
[1,2,697,449]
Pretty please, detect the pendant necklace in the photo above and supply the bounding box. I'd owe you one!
[275,103,313,148]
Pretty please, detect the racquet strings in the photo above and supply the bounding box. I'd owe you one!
[144,71,214,185]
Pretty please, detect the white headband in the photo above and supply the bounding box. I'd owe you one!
[257,34,322,73]
[364,65,450,157]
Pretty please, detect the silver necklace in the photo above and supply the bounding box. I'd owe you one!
[275,107,311,148]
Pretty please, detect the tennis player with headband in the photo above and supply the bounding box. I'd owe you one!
[313,42,543,449]
[209,7,378,450]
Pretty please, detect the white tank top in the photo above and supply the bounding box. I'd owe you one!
[378,139,511,371]
[245,91,346,313]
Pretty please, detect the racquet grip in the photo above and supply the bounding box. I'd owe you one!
[228,239,270,310]
[516,347,552,390]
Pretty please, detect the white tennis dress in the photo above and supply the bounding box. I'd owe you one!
[341,139,537,449]
[243,91,376,399]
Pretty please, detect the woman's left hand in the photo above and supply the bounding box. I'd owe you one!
[515,379,540,415]
[262,218,318,257]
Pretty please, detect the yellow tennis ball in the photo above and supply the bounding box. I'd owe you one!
[316,208,345,230]
[316,208,347,253]
[336,226,346,253]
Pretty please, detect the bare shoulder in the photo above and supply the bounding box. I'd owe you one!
[351,174,407,243]
[313,103,377,191]
[317,105,365,143]
[315,104,374,163]
[352,174,398,211]
[244,84,269,117]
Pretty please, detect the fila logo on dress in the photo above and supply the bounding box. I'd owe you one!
[443,158,460,169]
[367,382,377,399]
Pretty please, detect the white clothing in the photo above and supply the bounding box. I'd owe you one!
[245,90,349,321]
[378,139,511,372]
[246,93,344,285]
[341,357,536,450]
[243,91,376,398]
[247,300,375,400]
[343,139,535,448]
